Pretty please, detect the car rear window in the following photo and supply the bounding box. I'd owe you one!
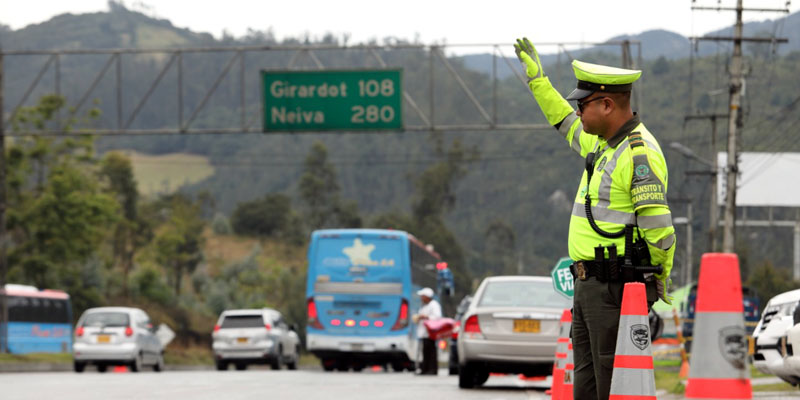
[82,312,130,327]
[221,315,265,328]
[479,280,571,308]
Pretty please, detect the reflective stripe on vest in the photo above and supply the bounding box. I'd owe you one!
[560,112,583,153]
[571,202,636,226]
[638,213,673,229]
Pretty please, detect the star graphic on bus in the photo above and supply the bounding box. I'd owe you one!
[343,238,376,266]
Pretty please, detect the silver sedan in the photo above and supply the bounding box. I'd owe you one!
[457,276,571,388]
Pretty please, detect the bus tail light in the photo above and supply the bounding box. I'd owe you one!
[125,326,134,337]
[76,326,84,337]
[307,298,324,330]
[391,299,409,331]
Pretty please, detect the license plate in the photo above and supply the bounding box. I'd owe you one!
[351,343,363,351]
[513,319,540,333]
[97,335,110,344]
[748,336,754,356]
[237,337,248,344]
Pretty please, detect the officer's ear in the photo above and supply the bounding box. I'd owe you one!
[601,96,615,115]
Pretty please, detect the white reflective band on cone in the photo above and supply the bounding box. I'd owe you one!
[688,312,750,379]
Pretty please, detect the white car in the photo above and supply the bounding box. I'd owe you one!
[73,307,164,372]
[212,308,301,371]
[752,288,800,384]
[457,276,571,388]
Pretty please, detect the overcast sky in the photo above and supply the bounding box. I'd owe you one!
[1,0,796,52]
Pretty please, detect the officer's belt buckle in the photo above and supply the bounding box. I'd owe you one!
[575,261,588,281]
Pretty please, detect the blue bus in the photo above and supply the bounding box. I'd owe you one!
[1,284,73,354]
[305,229,454,372]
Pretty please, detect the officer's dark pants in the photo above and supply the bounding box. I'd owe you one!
[420,338,438,375]
[572,276,624,400]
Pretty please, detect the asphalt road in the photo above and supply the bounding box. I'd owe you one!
[0,368,553,400]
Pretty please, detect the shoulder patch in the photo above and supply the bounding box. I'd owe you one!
[630,137,667,210]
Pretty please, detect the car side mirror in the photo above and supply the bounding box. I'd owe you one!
[289,324,297,332]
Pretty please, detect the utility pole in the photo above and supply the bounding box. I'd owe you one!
[723,0,744,254]
[690,0,789,253]
[684,114,727,252]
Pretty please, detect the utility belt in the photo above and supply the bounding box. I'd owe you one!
[569,243,662,304]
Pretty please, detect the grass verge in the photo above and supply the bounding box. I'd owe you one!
[0,353,72,364]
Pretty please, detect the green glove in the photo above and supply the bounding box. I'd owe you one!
[514,37,545,81]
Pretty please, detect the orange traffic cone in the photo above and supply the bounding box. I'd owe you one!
[549,309,572,399]
[608,282,657,400]
[685,253,752,399]
[560,341,574,400]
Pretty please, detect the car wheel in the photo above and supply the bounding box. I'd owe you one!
[475,368,489,386]
[458,365,475,389]
[405,361,416,372]
[335,361,349,372]
[271,346,283,370]
[390,362,405,372]
[130,353,143,372]
[215,361,228,371]
[73,362,86,373]
[153,353,164,372]
[97,364,108,373]
[286,346,299,370]
[352,363,365,372]
[235,363,247,371]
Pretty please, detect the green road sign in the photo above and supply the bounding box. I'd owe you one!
[551,257,574,299]
[262,69,403,132]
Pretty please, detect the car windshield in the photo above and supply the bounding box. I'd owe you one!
[221,315,265,328]
[82,312,130,327]
[478,280,571,308]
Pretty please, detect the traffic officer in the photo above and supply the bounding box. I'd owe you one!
[514,38,675,400]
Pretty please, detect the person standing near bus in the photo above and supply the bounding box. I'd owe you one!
[514,38,675,399]
[414,287,442,375]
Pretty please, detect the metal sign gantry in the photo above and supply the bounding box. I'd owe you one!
[0,41,641,137]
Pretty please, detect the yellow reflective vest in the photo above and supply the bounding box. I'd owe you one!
[529,77,676,282]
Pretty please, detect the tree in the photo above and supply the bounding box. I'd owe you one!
[151,194,206,295]
[652,56,670,75]
[6,95,118,292]
[746,261,800,311]
[298,141,341,230]
[99,151,146,296]
[484,220,517,275]
[298,141,361,231]
[231,193,293,236]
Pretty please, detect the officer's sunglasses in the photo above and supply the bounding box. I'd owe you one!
[576,96,608,112]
